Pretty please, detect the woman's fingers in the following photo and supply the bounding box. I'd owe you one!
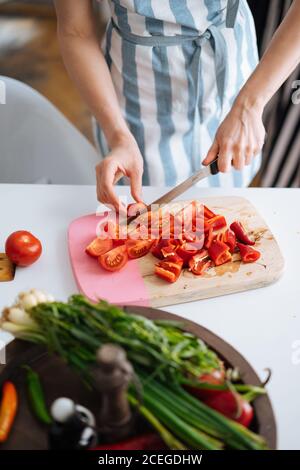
[96,159,124,212]
[217,140,232,172]
[129,167,143,203]
[202,139,219,166]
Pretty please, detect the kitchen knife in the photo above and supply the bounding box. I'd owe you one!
[127,158,219,225]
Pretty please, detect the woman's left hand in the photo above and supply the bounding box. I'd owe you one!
[202,99,266,172]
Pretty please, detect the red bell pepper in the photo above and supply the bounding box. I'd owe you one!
[176,243,198,267]
[91,433,166,451]
[155,255,183,283]
[203,205,216,220]
[208,240,232,266]
[205,215,227,232]
[230,221,255,246]
[204,226,214,249]
[151,239,175,260]
[189,251,211,275]
[223,229,236,253]
[237,242,261,263]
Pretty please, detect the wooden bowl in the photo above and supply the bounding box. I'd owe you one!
[0,306,276,449]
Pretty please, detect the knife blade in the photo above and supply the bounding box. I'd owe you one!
[126,158,219,225]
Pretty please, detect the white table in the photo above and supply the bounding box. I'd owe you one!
[0,184,299,450]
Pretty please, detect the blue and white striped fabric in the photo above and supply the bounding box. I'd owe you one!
[96,0,261,187]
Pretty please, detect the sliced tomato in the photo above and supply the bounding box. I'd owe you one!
[99,246,128,272]
[188,251,211,275]
[85,238,113,257]
[125,240,153,259]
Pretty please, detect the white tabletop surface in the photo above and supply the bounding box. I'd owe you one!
[0,184,299,450]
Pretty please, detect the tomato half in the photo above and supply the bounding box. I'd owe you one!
[126,240,153,259]
[5,231,42,267]
[99,246,128,272]
[86,238,113,257]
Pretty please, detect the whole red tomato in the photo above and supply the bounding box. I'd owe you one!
[5,231,42,267]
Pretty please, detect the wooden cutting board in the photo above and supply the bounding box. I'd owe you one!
[68,197,284,307]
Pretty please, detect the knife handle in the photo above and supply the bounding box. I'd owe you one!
[210,158,219,175]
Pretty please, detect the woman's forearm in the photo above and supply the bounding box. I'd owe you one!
[55,2,130,147]
[236,0,300,110]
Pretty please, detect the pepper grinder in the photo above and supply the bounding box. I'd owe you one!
[92,344,134,442]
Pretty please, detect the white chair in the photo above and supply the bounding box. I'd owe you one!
[0,76,101,184]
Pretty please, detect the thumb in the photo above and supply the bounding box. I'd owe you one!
[129,167,143,203]
[202,139,219,166]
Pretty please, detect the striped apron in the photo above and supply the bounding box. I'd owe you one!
[95,0,261,188]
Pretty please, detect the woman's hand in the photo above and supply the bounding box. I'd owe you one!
[96,134,144,211]
[202,99,266,172]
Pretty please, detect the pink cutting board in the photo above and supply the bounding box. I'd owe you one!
[68,213,150,306]
[68,197,284,307]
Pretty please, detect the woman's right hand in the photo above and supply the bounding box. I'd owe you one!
[96,134,144,212]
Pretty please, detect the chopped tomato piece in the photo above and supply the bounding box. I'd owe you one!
[237,242,261,263]
[188,250,211,275]
[208,240,232,266]
[85,238,113,257]
[99,246,128,272]
[125,240,153,259]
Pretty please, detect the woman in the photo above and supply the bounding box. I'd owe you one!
[54,0,300,209]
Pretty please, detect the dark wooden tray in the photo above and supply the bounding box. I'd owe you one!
[0,305,277,449]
